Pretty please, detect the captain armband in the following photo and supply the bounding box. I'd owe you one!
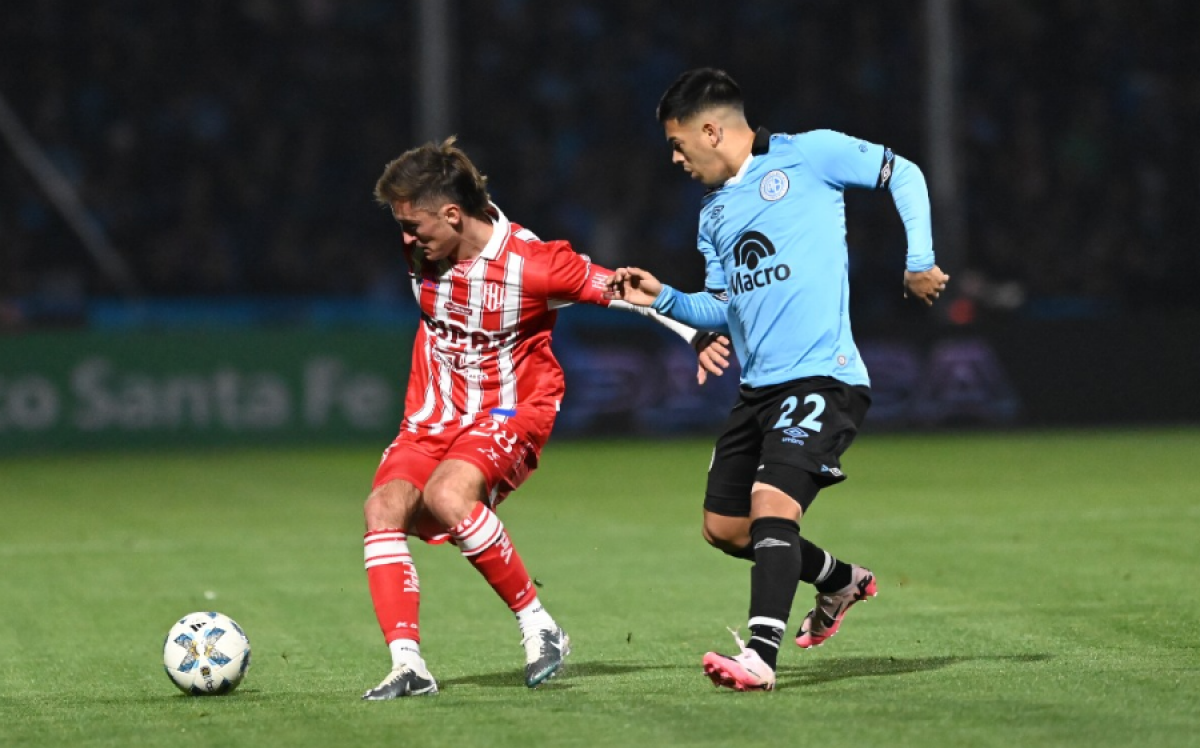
[875,147,895,190]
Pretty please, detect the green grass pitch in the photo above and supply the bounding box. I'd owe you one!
[1,429,1198,747]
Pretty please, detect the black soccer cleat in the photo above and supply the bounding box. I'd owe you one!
[522,626,570,688]
[362,658,439,700]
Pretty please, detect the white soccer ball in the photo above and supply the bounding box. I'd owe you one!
[162,611,252,695]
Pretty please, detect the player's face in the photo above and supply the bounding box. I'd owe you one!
[663,117,724,187]
[391,200,460,261]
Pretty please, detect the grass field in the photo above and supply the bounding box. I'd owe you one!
[1,429,1198,747]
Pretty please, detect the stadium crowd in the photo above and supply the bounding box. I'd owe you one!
[1,0,1196,324]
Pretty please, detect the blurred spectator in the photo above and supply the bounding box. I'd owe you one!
[1,0,1196,323]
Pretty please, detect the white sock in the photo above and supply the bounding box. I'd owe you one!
[515,599,555,635]
[388,638,422,669]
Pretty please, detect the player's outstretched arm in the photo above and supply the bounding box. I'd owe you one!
[604,267,663,307]
[903,265,951,306]
[606,300,731,385]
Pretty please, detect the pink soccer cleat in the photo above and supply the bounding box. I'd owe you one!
[795,565,877,648]
[702,629,776,692]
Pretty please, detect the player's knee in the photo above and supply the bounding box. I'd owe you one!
[363,487,387,523]
[364,480,417,529]
[702,518,750,555]
[420,480,474,528]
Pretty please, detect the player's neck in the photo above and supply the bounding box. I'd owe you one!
[722,125,757,179]
[451,214,494,263]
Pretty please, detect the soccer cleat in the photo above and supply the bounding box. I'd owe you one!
[702,629,776,692]
[795,565,877,648]
[522,626,570,688]
[361,657,439,700]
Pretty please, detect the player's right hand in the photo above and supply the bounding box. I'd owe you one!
[903,265,951,306]
[604,267,663,307]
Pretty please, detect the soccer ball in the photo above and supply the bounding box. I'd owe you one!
[162,611,252,695]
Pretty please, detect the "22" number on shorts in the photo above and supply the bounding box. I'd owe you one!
[773,394,826,431]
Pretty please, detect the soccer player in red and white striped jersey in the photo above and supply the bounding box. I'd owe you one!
[361,137,727,700]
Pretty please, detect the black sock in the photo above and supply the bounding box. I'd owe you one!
[746,517,803,670]
[736,534,854,592]
[795,536,853,593]
[747,622,783,670]
[817,560,853,593]
[727,543,756,561]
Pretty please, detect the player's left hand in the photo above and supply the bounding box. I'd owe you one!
[903,265,951,306]
[693,332,731,385]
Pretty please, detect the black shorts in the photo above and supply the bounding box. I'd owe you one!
[704,376,871,517]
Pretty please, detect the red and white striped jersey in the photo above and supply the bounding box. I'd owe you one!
[399,208,612,434]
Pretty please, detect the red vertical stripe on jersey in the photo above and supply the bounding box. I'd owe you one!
[395,215,609,435]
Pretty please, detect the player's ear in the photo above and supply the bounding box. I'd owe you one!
[702,121,721,148]
[441,203,461,227]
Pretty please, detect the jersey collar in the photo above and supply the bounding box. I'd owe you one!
[751,126,772,155]
[478,203,511,261]
[724,127,774,187]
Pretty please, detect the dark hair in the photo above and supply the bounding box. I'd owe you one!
[656,68,745,123]
[374,135,491,217]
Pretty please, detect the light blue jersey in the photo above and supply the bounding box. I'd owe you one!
[653,128,935,388]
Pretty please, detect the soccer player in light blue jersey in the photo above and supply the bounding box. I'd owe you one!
[607,68,950,691]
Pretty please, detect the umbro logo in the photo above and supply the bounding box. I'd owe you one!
[754,538,792,550]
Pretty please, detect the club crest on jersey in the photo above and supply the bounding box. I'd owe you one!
[759,170,789,201]
[481,282,506,312]
[431,348,459,368]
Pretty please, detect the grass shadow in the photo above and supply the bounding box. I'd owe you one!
[777,653,1053,688]
[438,654,1052,689]
[440,661,687,689]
